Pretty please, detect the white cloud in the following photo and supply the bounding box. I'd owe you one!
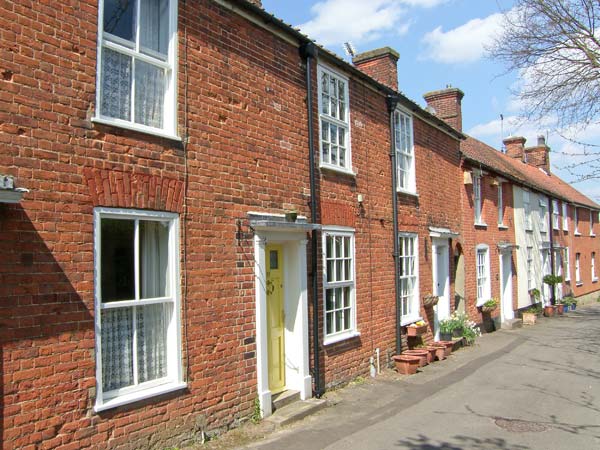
[297,0,447,47]
[421,13,503,63]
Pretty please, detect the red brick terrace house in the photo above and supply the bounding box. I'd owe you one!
[1,0,465,448]
[423,88,600,329]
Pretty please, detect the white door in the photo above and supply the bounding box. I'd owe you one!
[500,252,514,322]
[432,238,450,340]
[541,250,551,305]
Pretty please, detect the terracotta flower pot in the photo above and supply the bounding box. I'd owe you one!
[557,304,564,315]
[427,345,446,361]
[403,349,432,365]
[544,305,555,317]
[406,324,428,336]
[437,340,454,356]
[392,355,421,375]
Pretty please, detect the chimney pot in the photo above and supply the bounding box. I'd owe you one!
[537,135,546,146]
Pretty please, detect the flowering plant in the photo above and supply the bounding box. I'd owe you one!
[440,312,481,344]
[408,320,427,327]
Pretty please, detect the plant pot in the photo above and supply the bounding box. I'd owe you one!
[481,305,497,314]
[437,340,454,356]
[392,355,421,375]
[452,327,464,338]
[406,324,428,337]
[427,345,447,361]
[571,303,577,310]
[440,331,453,341]
[522,312,537,325]
[557,304,564,315]
[543,305,555,317]
[284,211,298,222]
[423,295,439,308]
[403,349,432,365]
[563,304,569,312]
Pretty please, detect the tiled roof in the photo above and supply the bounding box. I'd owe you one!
[461,136,600,210]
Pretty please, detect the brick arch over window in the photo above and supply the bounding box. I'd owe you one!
[84,168,183,212]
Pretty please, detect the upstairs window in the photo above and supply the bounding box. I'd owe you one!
[552,200,559,230]
[318,65,351,172]
[523,190,532,230]
[474,174,483,225]
[590,209,595,236]
[394,110,416,194]
[562,203,569,231]
[539,198,548,233]
[497,184,504,226]
[96,0,178,137]
[574,206,580,234]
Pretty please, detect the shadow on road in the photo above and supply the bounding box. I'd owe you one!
[395,433,529,450]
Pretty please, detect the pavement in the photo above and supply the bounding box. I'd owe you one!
[201,304,600,450]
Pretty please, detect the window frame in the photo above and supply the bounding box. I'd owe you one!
[552,199,559,230]
[539,197,548,233]
[394,108,416,195]
[523,190,532,231]
[564,247,571,282]
[398,233,420,325]
[574,206,580,234]
[562,202,569,231]
[94,0,179,140]
[527,246,534,290]
[575,252,581,284]
[93,207,184,412]
[322,227,357,345]
[473,173,484,225]
[476,244,491,306]
[592,252,597,282]
[590,209,595,236]
[317,64,353,174]
[497,183,504,227]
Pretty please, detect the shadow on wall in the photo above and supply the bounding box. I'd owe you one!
[0,204,93,447]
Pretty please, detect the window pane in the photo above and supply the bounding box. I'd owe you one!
[326,289,334,311]
[101,48,132,121]
[140,0,169,56]
[140,220,170,299]
[335,288,342,309]
[104,0,135,42]
[101,307,134,392]
[335,310,343,333]
[134,60,165,128]
[137,303,169,383]
[326,312,333,335]
[101,218,135,302]
[343,308,351,330]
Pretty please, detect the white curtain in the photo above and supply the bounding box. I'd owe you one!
[101,48,132,121]
[101,308,133,392]
[140,0,169,56]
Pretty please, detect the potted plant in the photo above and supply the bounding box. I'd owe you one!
[570,298,578,310]
[423,294,439,308]
[438,318,454,341]
[560,298,571,312]
[543,274,563,308]
[522,304,541,325]
[480,298,498,314]
[406,320,428,337]
[529,288,541,303]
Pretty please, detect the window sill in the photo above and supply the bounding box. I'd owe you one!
[474,222,488,229]
[92,117,181,142]
[576,282,583,287]
[400,316,423,327]
[498,224,508,230]
[323,331,360,346]
[575,232,581,236]
[319,164,356,178]
[593,278,599,283]
[396,188,419,198]
[94,381,187,413]
[591,234,596,237]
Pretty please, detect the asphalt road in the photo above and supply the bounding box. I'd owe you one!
[247,304,600,450]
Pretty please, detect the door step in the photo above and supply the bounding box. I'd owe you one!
[272,390,300,412]
[265,397,327,427]
[501,318,523,330]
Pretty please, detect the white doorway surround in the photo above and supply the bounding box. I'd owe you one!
[250,213,315,418]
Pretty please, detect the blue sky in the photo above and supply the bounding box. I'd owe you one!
[262,0,599,201]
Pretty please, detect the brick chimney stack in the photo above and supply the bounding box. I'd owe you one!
[353,47,399,91]
[423,87,464,132]
[503,136,527,161]
[525,135,550,172]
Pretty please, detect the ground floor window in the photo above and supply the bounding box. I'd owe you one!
[399,234,419,323]
[476,245,491,305]
[94,207,183,410]
[322,228,356,344]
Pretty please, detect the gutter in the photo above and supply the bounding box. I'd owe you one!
[299,41,324,398]
[387,95,402,355]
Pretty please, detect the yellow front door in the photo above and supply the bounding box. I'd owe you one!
[266,244,285,393]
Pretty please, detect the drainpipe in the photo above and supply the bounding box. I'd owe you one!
[299,41,324,397]
[548,195,556,305]
[387,95,402,355]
